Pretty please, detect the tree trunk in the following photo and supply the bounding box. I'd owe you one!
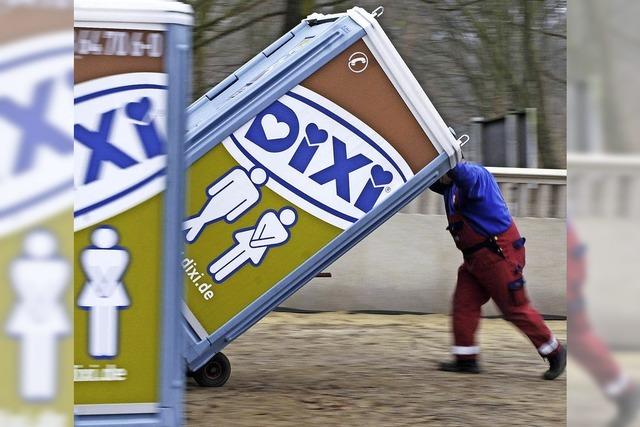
[192,0,216,98]
[522,0,556,167]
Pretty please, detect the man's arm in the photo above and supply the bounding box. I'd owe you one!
[449,162,488,200]
[449,162,479,187]
[429,180,447,195]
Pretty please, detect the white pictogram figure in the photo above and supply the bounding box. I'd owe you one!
[77,226,130,358]
[209,208,297,283]
[5,230,70,402]
[183,167,268,243]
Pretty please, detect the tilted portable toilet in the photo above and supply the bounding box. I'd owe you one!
[181,6,465,386]
[73,1,192,425]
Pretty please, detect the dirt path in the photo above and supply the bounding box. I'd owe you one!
[186,312,566,426]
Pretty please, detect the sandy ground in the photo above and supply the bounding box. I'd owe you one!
[186,312,566,426]
[569,354,640,427]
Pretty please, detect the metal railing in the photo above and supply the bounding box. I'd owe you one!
[401,166,567,218]
[568,153,640,218]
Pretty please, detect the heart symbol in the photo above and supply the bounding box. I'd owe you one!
[370,165,393,187]
[261,114,290,141]
[305,123,328,146]
[126,96,152,122]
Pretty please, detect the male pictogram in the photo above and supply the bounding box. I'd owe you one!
[183,167,268,243]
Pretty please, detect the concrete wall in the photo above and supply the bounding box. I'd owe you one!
[281,214,566,317]
[573,218,640,349]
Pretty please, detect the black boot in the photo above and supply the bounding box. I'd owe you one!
[438,359,481,374]
[542,344,567,380]
[610,385,640,427]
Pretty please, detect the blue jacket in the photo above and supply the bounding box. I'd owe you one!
[431,163,512,237]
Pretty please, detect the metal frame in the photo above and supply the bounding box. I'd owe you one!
[74,20,191,427]
[181,7,462,371]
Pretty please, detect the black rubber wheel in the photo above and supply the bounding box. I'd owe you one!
[192,352,231,387]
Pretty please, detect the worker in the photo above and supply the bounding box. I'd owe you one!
[430,161,566,379]
[568,224,639,427]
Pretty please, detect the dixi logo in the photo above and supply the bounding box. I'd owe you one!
[75,95,165,184]
[223,86,414,230]
[0,32,74,237]
[74,73,168,231]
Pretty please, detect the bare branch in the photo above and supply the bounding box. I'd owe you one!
[541,69,567,85]
[314,0,350,10]
[421,0,488,11]
[195,0,349,49]
[507,21,566,39]
[195,0,263,35]
[195,10,286,49]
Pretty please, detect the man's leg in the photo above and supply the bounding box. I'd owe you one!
[570,303,640,427]
[571,305,628,393]
[475,257,565,379]
[439,263,489,373]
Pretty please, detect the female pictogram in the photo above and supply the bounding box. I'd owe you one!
[77,226,130,358]
[208,208,297,283]
[5,229,70,402]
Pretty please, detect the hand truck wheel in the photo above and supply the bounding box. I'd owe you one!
[192,352,231,387]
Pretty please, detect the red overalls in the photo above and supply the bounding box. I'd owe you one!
[567,225,630,396]
[446,210,558,360]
